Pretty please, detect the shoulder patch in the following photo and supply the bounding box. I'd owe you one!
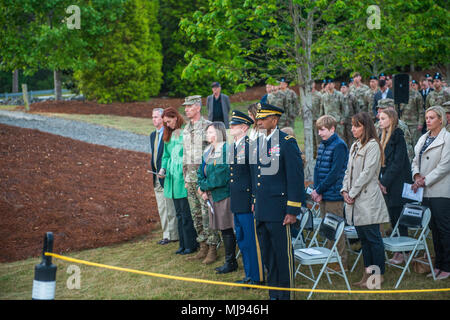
[285,135,295,141]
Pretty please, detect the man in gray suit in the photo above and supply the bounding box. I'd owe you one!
[207,82,231,128]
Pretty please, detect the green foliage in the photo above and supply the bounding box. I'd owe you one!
[0,0,127,75]
[75,0,163,103]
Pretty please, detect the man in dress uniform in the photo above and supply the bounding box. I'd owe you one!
[229,110,265,288]
[252,103,306,300]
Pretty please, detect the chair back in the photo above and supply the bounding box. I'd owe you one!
[398,203,429,229]
[318,213,345,242]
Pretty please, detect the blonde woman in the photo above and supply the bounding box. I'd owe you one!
[341,112,389,288]
[378,109,412,265]
[411,106,450,280]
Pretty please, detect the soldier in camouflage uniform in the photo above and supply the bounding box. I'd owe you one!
[320,79,346,139]
[349,72,369,113]
[182,95,220,264]
[267,85,289,128]
[399,84,425,145]
[364,76,379,114]
[279,78,299,129]
[375,98,415,162]
[311,84,322,157]
[341,82,359,147]
[443,101,450,132]
[426,73,448,109]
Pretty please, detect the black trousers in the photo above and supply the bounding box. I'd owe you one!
[256,220,294,300]
[422,197,450,272]
[173,197,198,251]
[355,224,386,274]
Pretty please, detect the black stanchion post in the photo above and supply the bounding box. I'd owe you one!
[32,232,57,300]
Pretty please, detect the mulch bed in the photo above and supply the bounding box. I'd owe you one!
[20,86,268,118]
[0,124,158,263]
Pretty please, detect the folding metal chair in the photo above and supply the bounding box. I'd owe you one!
[294,213,351,300]
[383,203,435,288]
[344,225,362,272]
[292,207,314,250]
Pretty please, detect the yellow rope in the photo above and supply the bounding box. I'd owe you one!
[45,252,450,294]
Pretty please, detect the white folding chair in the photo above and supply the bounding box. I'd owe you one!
[292,207,314,250]
[294,213,351,300]
[344,225,362,272]
[383,203,435,288]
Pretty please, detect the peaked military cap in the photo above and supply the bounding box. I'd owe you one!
[370,75,378,80]
[326,78,334,83]
[230,110,254,126]
[182,95,202,106]
[341,82,348,87]
[255,102,284,119]
[433,72,442,80]
[425,73,431,78]
[379,72,386,77]
[377,98,395,109]
[349,78,354,83]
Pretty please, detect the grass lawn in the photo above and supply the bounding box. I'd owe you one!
[0,105,19,111]
[1,226,448,300]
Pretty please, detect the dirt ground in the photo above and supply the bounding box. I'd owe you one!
[0,124,158,263]
[23,86,267,118]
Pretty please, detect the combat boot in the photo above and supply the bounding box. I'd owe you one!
[202,245,218,265]
[186,241,207,261]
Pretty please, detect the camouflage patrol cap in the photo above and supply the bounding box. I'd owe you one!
[443,101,450,113]
[377,98,395,109]
[182,95,202,106]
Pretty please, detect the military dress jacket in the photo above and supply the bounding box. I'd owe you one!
[229,136,253,214]
[251,129,306,222]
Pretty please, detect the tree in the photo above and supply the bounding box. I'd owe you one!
[182,0,354,179]
[181,0,449,179]
[0,0,127,99]
[75,0,163,103]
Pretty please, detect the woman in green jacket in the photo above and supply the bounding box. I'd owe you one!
[197,122,237,274]
[159,107,198,255]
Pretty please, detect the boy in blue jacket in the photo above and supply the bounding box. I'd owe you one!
[312,115,349,270]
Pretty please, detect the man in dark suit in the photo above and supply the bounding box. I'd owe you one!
[150,108,178,245]
[373,79,394,118]
[251,103,306,300]
[229,110,265,288]
[207,82,231,128]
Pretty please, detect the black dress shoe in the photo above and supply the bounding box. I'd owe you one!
[158,238,170,245]
[235,277,251,284]
[181,248,196,255]
[175,247,185,254]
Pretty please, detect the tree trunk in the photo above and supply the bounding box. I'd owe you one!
[299,82,314,182]
[12,70,19,93]
[54,70,62,101]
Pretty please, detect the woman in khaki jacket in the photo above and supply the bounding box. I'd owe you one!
[341,112,389,288]
[412,106,450,280]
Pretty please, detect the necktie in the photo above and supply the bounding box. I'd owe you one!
[153,130,159,167]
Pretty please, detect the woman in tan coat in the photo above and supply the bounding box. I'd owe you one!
[412,106,450,280]
[341,112,389,288]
